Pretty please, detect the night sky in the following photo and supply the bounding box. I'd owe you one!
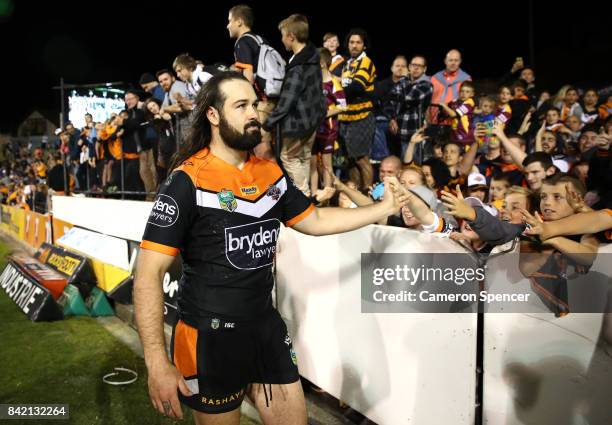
[1,0,610,133]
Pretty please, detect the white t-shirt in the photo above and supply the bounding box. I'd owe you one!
[186,65,214,101]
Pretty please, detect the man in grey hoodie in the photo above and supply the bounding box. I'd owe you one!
[263,14,325,196]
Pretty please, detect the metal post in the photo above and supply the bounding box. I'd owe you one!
[60,77,65,129]
[86,160,90,192]
[120,154,125,200]
[175,116,181,150]
[275,124,282,163]
[60,151,68,196]
[418,137,424,166]
[59,77,70,196]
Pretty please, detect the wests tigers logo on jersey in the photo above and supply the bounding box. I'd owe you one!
[266,185,281,201]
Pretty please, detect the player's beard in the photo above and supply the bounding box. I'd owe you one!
[219,115,262,152]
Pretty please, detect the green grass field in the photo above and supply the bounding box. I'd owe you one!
[0,240,257,425]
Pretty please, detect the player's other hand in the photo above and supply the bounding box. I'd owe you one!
[147,360,192,420]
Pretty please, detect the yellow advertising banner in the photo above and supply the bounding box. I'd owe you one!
[0,205,10,233]
[90,258,130,293]
[9,207,25,240]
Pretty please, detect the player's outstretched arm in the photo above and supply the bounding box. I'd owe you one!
[292,177,402,236]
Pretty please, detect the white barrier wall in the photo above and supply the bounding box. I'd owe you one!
[482,243,612,425]
[52,196,475,424]
[52,196,612,424]
[52,196,152,242]
[57,227,130,270]
[276,225,477,425]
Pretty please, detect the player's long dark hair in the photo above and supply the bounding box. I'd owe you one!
[168,71,248,171]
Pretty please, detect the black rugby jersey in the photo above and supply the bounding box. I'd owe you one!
[140,147,314,321]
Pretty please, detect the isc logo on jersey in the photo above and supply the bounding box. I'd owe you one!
[148,194,179,227]
[225,219,281,270]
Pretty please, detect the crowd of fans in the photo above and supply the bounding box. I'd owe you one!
[2,6,611,307]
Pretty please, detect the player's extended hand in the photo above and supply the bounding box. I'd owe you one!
[147,360,192,420]
[384,176,415,206]
[440,185,476,221]
[382,176,403,214]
